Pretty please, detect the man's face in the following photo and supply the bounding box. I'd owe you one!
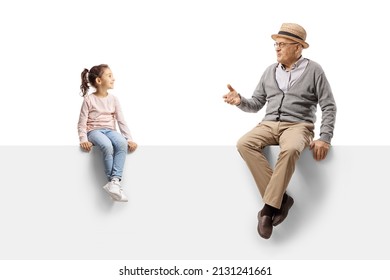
[274,37,301,66]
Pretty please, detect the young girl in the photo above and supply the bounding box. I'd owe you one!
[78,64,137,202]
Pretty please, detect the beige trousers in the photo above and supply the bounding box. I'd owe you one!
[237,121,314,209]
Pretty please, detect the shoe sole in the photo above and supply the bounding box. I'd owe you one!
[107,189,128,202]
[113,194,128,202]
[103,186,122,201]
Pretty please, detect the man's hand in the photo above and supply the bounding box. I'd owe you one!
[310,140,330,161]
[80,141,93,152]
[223,84,241,105]
[128,141,138,152]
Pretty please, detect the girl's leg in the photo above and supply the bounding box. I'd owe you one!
[87,129,114,181]
[105,130,128,180]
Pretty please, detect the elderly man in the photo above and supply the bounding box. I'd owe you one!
[223,23,336,239]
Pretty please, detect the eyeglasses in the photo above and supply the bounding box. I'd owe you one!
[274,42,299,48]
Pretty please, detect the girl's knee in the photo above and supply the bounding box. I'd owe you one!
[99,143,114,155]
[115,138,128,151]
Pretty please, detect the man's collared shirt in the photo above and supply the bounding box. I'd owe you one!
[275,56,309,93]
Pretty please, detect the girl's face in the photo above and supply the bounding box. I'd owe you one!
[97,68,115,90]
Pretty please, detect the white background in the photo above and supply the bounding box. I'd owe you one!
[1,2,389,278]
[0,0,388,146]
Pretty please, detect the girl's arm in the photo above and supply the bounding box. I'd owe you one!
[114,96,133,141]
[114,96,137,152]
[78,98,93,151]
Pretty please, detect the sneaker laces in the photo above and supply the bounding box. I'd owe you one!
[111,178,121,186]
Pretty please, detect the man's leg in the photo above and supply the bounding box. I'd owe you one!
[236,121,278,197]
[263,122,314,209]
[237,121,280,239]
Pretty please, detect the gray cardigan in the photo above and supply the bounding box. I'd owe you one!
[238,60,337,143]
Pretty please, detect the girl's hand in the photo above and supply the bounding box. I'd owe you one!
[128,141,138,152]
[80,141,93,152]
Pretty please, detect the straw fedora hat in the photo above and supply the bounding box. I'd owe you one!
[271,23,309,49]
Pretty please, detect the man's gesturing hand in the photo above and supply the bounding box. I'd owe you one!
[223,84,241,105]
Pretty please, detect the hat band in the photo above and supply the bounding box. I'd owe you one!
[278,31,303,41]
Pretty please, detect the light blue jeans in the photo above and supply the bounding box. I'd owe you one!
[87,129,128,181]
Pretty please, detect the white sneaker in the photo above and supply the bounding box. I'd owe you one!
[112,179,129,202]
[117,188,128,202]
[102,179,121,201]
[103,179,129,202]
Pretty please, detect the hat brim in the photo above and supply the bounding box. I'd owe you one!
[271,34,309,49]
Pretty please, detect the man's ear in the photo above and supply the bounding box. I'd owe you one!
[295,46,303,56]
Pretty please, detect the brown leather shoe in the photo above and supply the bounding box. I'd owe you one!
[272,195,294,226]
[257,212,273,239]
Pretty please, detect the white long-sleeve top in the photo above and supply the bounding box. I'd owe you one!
[77,93,133,143]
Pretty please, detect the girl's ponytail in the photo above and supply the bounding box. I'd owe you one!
[80,68,89,97]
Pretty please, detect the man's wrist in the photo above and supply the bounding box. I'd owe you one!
[319,134,332,144]
[236,93,242,106]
